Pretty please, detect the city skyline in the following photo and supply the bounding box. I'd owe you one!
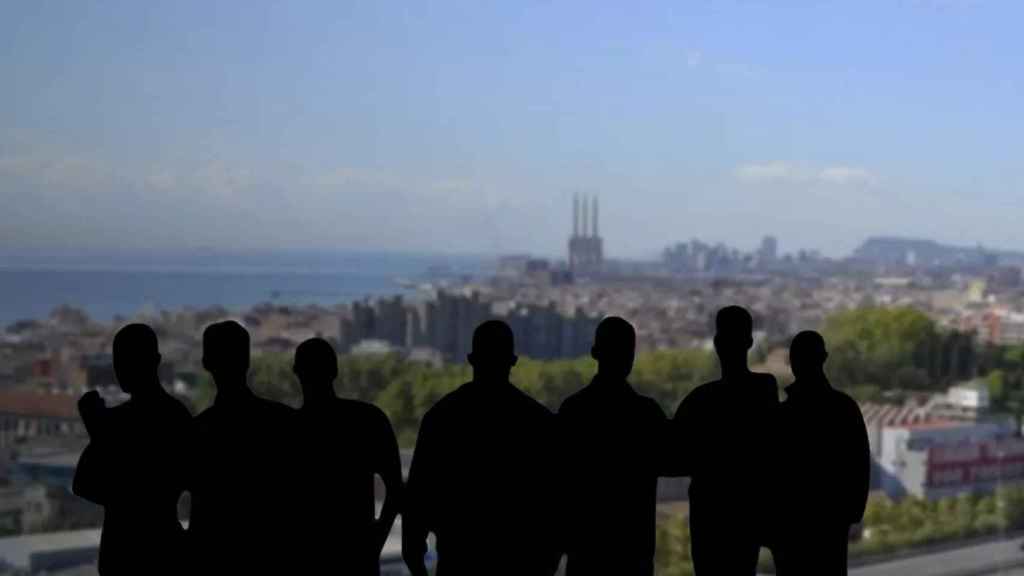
[3,1,1022,260]
[1,231,1022,271]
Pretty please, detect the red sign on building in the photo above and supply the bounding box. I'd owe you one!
[928,440,1024,489]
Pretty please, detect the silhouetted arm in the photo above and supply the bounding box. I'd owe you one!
[546,410,572,573]
[650,400,678,477]
[373,408,403,554]
[72,394,113,505]
[78,390,107,441]
[667,392,698,477]
[402,412,435,576]
[182,417,204,539]
[72,443,107,505]
[764,375,780,406]
[847,400,871,525]
[169,402,193,533]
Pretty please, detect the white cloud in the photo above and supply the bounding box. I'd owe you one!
[190,161,253,199]
[0,155,36,174]
[735,161,876,186]
[817,166,876,185]
[686,50,702,69]
[144,169,177,192]
[0,153,116,192]
[734,161,809,183]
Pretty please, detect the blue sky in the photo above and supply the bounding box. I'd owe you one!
[1,0,1021,260]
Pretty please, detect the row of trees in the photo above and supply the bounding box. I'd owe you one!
[189,306,1024,445]
[853,489,1024,556]
[195,348,717,446]
[821,307,977,400]
[654,486,1024,575]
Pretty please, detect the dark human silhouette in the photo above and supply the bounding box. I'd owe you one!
[403,320,559,576]
[293,337,403,575]
[671,306,779,575]
[557,316,670,575]
[773,331,870,576]
[72,323,192,575]
[187,320,295,573]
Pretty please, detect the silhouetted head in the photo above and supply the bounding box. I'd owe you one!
[467,320,518,382]
[294,337,338,402]
[112,323,161,395]
[202,320,250,386]
[790,330,828,380]
[591,316,636,380]
[713,306,754,367]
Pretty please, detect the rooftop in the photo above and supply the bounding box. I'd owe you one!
[899,419,963,431]
[0,389,78,419]
[16,450,81,468]
[0,528,100,571]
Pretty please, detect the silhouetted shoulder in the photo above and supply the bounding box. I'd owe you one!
[752,371,779,400]
[337,397,392,429]
[163,393,193,420]
[512,384,554,417]
[340,397,387,416]
[193,402,217,422]
[259,395,295,415]
[831,388,863,420]
[192,395,292,427]
[108,401,133,418]
[422,383,468,419]
[638,393,667,419]
[672,379,719,419]
[557,386,589,415]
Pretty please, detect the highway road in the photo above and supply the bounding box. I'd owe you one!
[850,536,1024,576]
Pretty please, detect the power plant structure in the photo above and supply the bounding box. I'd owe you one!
[568,193,604,276]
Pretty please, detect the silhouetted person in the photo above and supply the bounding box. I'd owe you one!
[293,337,403,575]
[72,323,192,575]
[558,316,670,575]
[403,320,559,576]
[187,320,295,573]
[671,306,779,575]
[773,331,870,576]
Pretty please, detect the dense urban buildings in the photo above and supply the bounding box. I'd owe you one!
[861,383,1024,499]
[339,289,598,362]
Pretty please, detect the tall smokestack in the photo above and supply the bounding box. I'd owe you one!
[592,195,599,238]
[581,194,590,239]
[573,193,579,238]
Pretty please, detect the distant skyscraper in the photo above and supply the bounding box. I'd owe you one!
[568,193,604,275]
[759,235,778,263]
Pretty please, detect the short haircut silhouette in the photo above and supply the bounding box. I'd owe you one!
[774,330,869,576]
[467,319,517,376]
[293,337,403,575]
[591,315,636,379]
[559,316,669,576]
[188,320,295,573]
[403,320,558,576]
[294,337,339,383]
[713,305,754,356]
[73,323,191,575]
[789,329,827,376]
[111,323,160,394]
[672,306,778,575]
[202,319,250,379]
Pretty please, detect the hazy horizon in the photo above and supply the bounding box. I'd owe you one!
[0,232,1020,272]
[3,1,1021,260]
